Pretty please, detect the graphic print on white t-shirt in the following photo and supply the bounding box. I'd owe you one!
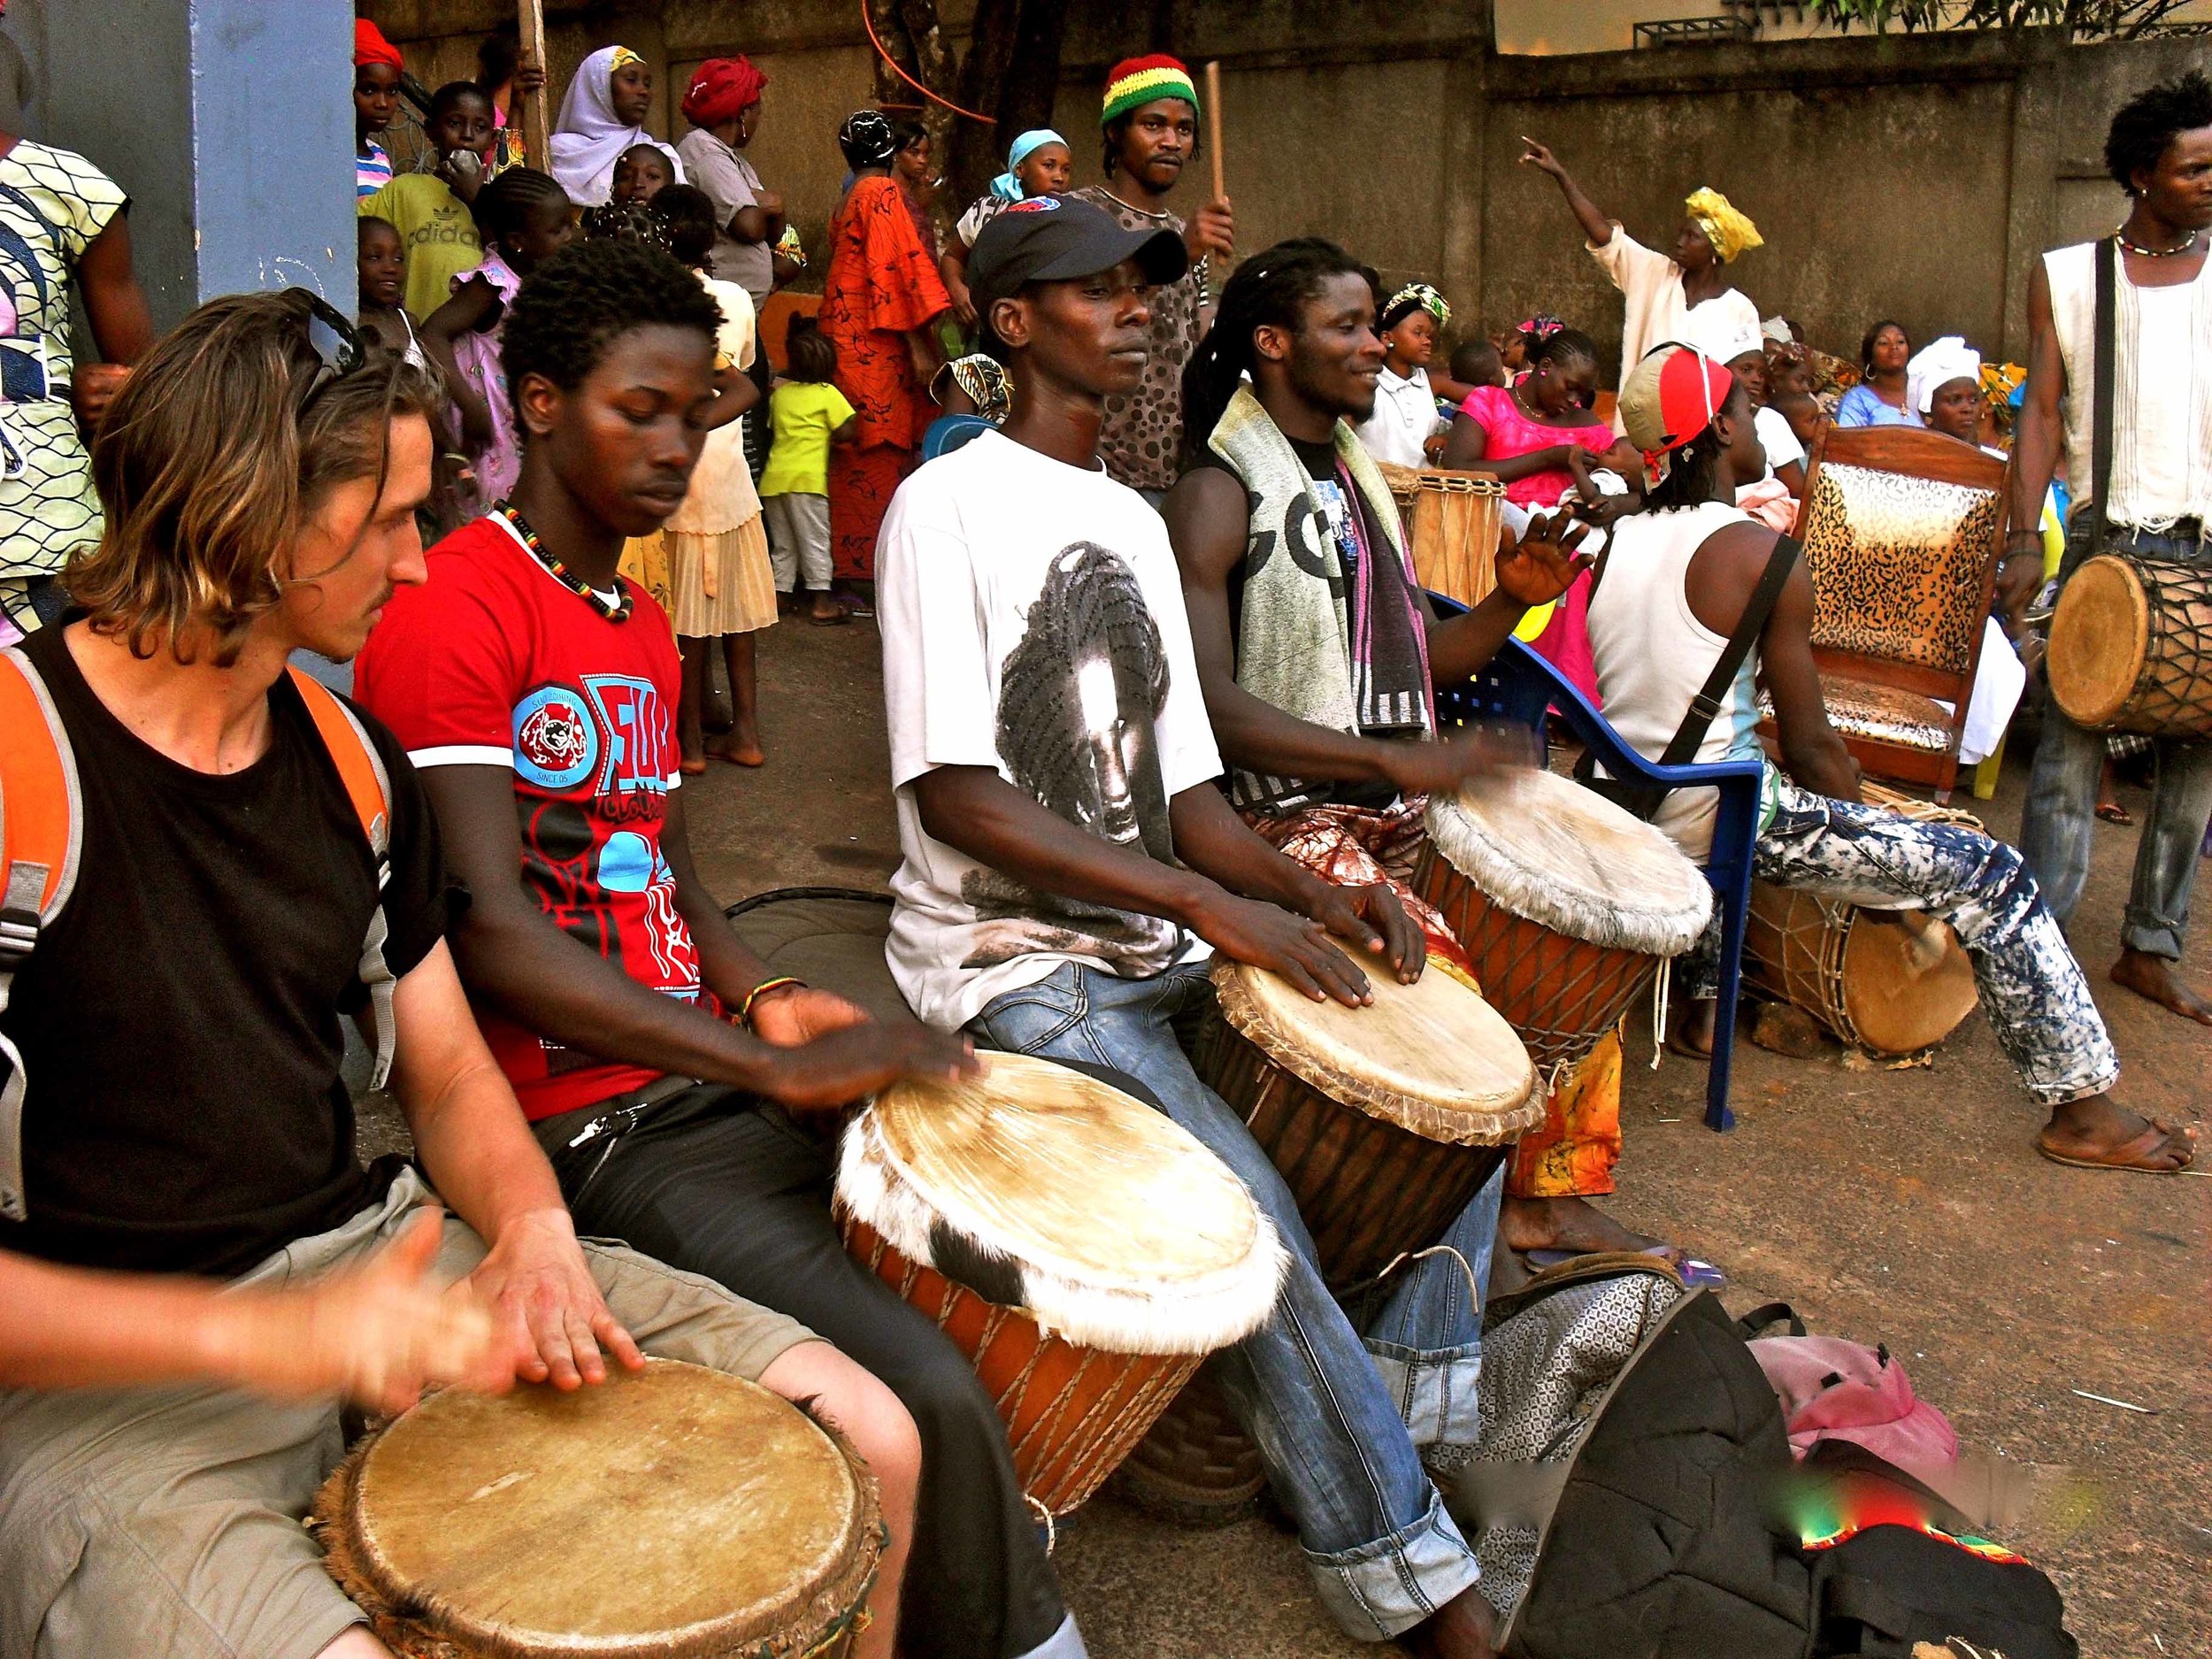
[959,538,1182,972]
[879,429,1223,1029]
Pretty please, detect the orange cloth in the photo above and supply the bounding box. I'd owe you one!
[819,176,948,578]
[1248,797,1624,1200]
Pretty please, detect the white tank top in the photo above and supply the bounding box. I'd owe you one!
[2042,240,2212,531]
[1585,499,1765,860]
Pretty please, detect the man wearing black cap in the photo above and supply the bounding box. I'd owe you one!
[877,196,1507,1658]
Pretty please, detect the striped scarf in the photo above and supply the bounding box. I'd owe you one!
[1207,385,1433,810]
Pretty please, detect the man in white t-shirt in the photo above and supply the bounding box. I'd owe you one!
[877,197,1508,1658]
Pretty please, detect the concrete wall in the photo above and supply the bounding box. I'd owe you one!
[362,1,2211,374]
[6,0,356,332]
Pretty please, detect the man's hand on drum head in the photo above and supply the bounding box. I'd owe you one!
[236,1208,503,1415]
[756,1021,984,1111]
[1494,508,1596,608]
[465,1206,647,1392]
[1379,726,1538,799]
[1187,887,1374,1007]
[1306,879,1429,986]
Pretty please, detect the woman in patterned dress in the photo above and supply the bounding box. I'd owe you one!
[0,131,153,641]
[818,111,951,612]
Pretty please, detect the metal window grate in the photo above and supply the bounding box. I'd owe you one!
[1632,14,1758,46]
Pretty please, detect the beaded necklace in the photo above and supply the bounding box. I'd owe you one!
[495,502,631,623]
[2115,226,2201,258]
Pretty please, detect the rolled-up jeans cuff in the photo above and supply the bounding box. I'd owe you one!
[1365,1342,1483,1448]
[2119,913,2185,962]
[1305,1485,1480,1640]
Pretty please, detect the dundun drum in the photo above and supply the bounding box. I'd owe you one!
[1743,883,1978,1056]
[1378,463,1508,610]
[313,1360,883,1658]
[1199,956,1538,1292]
[2047,554,2212,738]
[836,1054,1285,1517]
[1413,768,1714,1073]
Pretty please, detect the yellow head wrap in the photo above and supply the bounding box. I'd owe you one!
[1684,188,1762,265]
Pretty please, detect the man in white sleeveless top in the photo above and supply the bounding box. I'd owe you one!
[2012,73,2212,1030]
[1586,344,2190,1175]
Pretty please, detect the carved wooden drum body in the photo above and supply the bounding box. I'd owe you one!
[1413,768,1715,1075]
[314,1360,883,1658]
[1379,464,1509,611]
[836,1053,1284,1517]
[1199,955,1537,1293]
[1743,882,1978,1056]
[2047,554,2212,739]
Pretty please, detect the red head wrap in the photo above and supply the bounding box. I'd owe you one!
[353,19,403,72]
[682,58,767,129]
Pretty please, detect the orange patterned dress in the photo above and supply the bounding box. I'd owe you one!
[819,175,950,580]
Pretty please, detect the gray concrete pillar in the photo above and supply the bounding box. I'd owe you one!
[5,0,357,331]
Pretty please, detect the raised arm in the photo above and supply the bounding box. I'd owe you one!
[2002,259,2066,629]
[1520,138,1613,249]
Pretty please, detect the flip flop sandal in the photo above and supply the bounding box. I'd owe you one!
[2096,803,2133,826]
[2037,1120,2194,1173]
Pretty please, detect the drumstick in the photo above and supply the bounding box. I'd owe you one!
[1205,61,1225,205]
[1893,910,1948,972]
[518,0,550,166]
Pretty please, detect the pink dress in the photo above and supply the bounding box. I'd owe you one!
[449,251,523,516]
[1455,384,1617,706]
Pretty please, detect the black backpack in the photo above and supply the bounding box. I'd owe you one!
[1440,1261,2078,1659]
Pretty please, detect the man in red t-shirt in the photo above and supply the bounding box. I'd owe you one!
[355,238,1085,1659]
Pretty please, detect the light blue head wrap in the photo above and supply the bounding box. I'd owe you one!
[990,128,1068,204]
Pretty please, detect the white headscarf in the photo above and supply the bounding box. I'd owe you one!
[549,45,685,207]
[1906,335,1982,417]
[1686,311,1765,367]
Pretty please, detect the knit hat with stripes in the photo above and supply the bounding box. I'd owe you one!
[1102,55,1200,126]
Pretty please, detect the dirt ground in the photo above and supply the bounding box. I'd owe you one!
[392,616,2212,1659]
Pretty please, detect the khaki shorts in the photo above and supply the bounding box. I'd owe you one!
[0,1168,815,1659]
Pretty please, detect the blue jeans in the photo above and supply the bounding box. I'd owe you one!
[2021,517,2212,960]
[971,959,1496,1640]
[1685,782,2118,1105]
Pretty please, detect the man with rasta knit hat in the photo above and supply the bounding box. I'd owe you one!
[1520,136,1763,411]
[1071,54,1235,500]
[1584,342,2186,1175]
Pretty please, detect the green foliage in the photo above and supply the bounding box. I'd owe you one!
[1809,0,2191,35]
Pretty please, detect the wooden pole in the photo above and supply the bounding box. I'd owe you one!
[518,0,550,168]
[1204,59,1225,204]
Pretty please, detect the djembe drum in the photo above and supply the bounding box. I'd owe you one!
[2047,553,2212,738]
[1118,956,1535,1526]
[1412,767,1714,1075]
[1379,463,1508,610]
[836,1053,1285,1517]
[1743,781,1982,1056]
[313,1360,883,1658]
[1198,956,1537,1292]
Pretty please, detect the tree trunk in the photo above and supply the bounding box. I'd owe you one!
[864,0,914,106]
[949,0,1021,207]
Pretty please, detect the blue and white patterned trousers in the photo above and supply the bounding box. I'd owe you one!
[1684,782,2118,1106]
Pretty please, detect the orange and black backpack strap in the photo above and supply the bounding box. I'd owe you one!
[0,645,82,1222]
[0,654,396,1224]
[285,665,399,1096]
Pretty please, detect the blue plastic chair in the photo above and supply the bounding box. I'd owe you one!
[1425,604,1764,1132]
[921,413,994,463]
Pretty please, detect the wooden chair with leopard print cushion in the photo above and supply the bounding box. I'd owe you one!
[1762,426,2012,797]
